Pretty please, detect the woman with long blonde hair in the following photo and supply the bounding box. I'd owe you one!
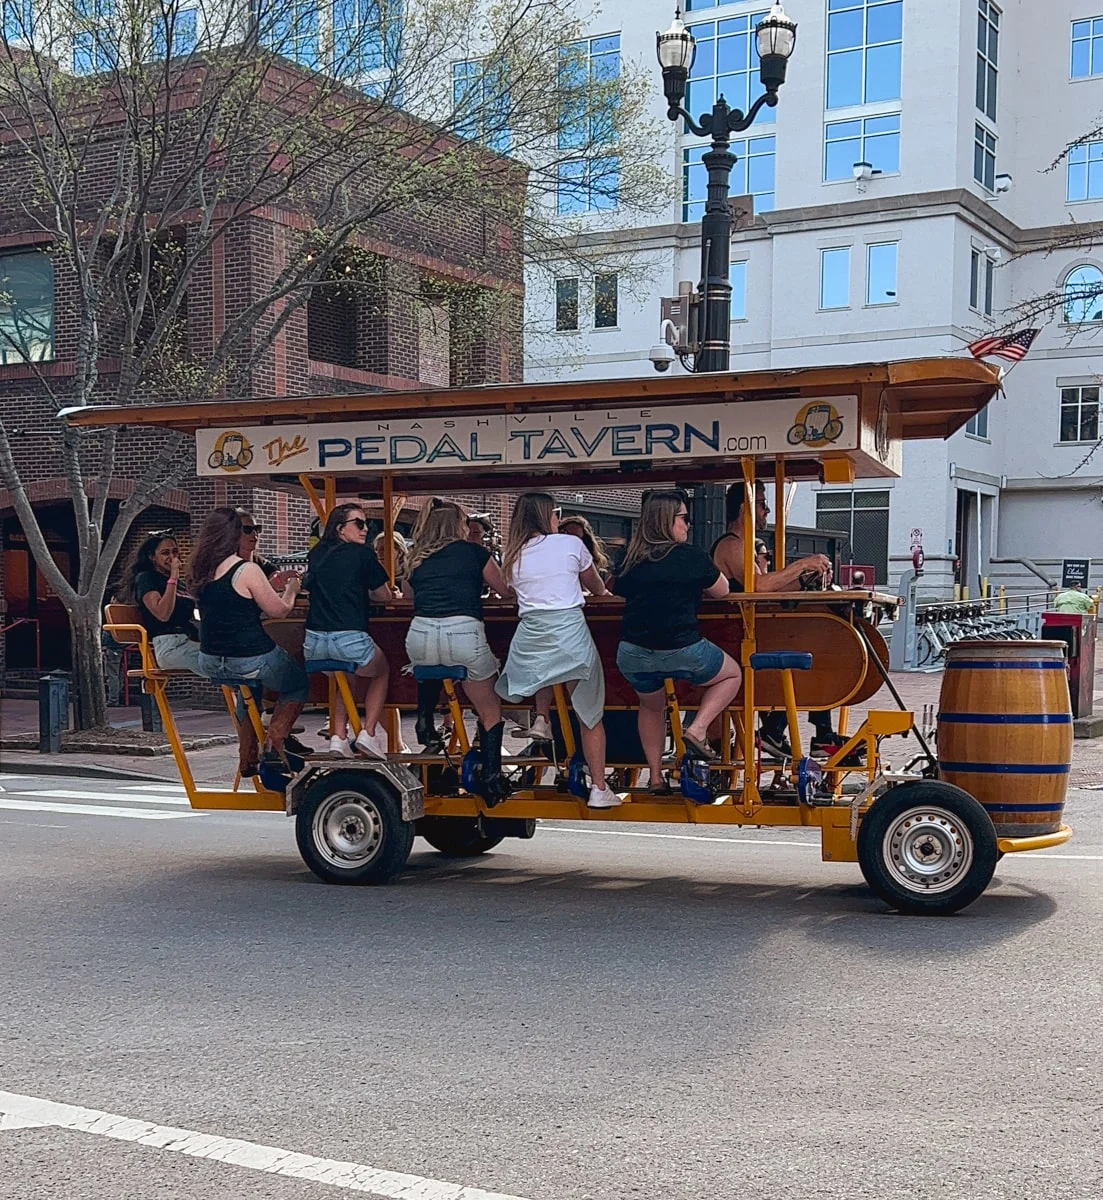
[496,492,621,809]
[613,490,741,788]
[403,499,512,802]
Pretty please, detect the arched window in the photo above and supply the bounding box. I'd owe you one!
[1063,264,1103,323]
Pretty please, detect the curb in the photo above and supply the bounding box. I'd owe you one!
[0,757,173,782]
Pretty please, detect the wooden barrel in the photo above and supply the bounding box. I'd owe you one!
[937,640,1072,837]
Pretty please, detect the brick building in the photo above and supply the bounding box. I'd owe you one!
[0,57,526,689]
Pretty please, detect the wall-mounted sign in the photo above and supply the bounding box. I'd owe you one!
[195,396,861,478]
[1062,558,1090,588]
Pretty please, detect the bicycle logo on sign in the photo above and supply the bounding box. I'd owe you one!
[786,401,844,449]
[207,430,255,471]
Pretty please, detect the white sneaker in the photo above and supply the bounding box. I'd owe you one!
[587,785,622,810]
[329,735,354,758]
[354,729,387,760]
[528,715,552,741]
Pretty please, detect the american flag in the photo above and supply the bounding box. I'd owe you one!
[966,328,1039,362]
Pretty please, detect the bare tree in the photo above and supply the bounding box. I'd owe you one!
[0,0,672,727]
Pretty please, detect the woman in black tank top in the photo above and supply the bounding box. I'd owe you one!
[192,507,307,774]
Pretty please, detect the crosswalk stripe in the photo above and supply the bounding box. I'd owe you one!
[28,789,193,807]
[0,799,195,821]
[120,783,189,794]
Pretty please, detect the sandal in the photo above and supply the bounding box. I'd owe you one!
[682,732,718,761]
[648,780,674,796]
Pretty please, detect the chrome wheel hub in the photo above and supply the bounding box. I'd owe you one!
[313,791,383,869]
[883,806,974,894]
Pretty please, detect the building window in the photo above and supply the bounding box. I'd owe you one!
[815,488,891,584]
[1060,386,1100,442]
[866,242,898,305]
[2,0,32,41]
[557,156,619,215]
[73,0,118,73]
[683,136,775,220]
[453,59,511,153]
[258,0,320,69]
[1067,140,1103,202]
[973,123,996,191]
[730,260,747,321]
[150,5,198,58]
[1063,264,1103,323]
[555,278,579,331]
[1071,17,1103,79]
[965,405,989,439]
[826,0,903,110]
[0,250,54,365]
[976,1,999,120]
[824,113,900,180]
[333,0,401,76]
[558,33,619,150]
[820,247,851,310]
[686,11,774,126]
[594,273,618,328]
[970,248,995,317]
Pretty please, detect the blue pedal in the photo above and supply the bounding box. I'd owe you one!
[678,755,715,805]
[258,751,304,793]
[567,755,589,800]
[461,747,482,795]
[797,756,823,805]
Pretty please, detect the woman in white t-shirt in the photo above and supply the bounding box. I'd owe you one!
[495,492,620,809]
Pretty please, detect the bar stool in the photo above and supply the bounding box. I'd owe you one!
[219,679,266,791]
[305,658,363,740]
[748,652,821,804]
[411,665,470,753]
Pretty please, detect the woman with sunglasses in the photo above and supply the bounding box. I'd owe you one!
[192,506,307,775]
[613,491,741,783]
[402,499,512,801]
[495,492,621,810]
[302,503,395,758]
[125,530,204,675]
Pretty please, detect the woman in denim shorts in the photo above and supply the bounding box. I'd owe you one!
[403,500,512,801]
[303,503,396,759]
[612,491,742,790]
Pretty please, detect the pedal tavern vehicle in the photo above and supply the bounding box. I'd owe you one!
[73,358,1074,915]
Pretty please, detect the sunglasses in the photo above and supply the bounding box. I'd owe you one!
[342,517,368,531]
[676,510,691,524]
[553,507,563,519]
[148,527,175,540]
[241,524,262,535]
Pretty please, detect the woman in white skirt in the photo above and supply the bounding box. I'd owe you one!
[495,492,621,810]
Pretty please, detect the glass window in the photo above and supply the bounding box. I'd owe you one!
[686,12,773,125]
[1067,140,1103,202]
[558,34,620,150]
[824,113,899,180]
[1071,16,1103,78]
[1060,386,1100,442]
[683,136,775,221]
[826,0,902,110]
[555,278,579,331]
[258,0,320,69]
[814,487,890,583]
[594,273,618,328]
[866,242,898,304]
[974,122,996,191]
[969,248,995,316]
[557,156,619,215]
[73,0,118,73]
[976,0,999,121]
[2,0,32,40]
[332,0,402,76]
[1063,264,1103,323]
[820,247,851,310]
[730,259,747,321]
[150,5,197,58]
[0,250,54,365]
[966,405,989,438]
[452,59,511,153]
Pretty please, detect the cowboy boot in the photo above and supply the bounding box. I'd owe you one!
[415,679,445,752]
[478,720,510,808]
[263,700,305,767]
[237,711,260,778]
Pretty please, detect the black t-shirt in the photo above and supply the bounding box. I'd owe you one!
[134,571,199,640]
[408,540,491,619]
[304,542,389,632]
[613,543,722,650]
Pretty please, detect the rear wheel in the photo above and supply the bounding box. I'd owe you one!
[295,770,414,884]
[857,780,997,915]
[418,816,506,857]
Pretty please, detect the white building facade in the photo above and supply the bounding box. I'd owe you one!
[525,0,1103,596]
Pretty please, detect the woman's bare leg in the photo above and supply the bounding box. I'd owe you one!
[684,654,742,747]
[635,688,666,783]
[356,651,389,735]
[462,676,502,729]
[566,680,607,785]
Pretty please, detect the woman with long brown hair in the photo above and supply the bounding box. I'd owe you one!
[193,506,306,775]
[495,491,621,810]
[304,502,394,758]
[403,499,512,802]
[613,491,741,786]
[558,514,610,579]
[124,530,203,675]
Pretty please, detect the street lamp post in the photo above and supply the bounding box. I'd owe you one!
[657,2,797,542]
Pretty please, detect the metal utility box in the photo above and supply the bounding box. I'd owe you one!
[1041,612,1096,718]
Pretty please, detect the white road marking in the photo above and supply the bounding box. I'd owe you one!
[27,789,192,807]
[0,1089,530,1200]
[120,783,189,794]
[0,799,194,821]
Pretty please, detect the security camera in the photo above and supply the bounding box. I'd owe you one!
[852,161,873,182]
[649,341,675,372]
[994,173,1012,193]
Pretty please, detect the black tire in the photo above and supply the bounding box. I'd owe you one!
[418,816,505,857]
[857,780,998,915]
[295,770,414,884]
[207,449,224,468]
[786,422,806,445]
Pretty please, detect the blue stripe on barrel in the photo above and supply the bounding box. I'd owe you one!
[937,712,1072,725]
[939,761,1071,775]
[945,660,1066,670]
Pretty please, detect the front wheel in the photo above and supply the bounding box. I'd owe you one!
[418,816,505,857]
[857,780,997,915]
[295,770,414,884]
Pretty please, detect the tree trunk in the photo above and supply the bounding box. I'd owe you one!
[68,598,108,730]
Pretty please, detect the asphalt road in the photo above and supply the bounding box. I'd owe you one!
[0,769,1100,1200]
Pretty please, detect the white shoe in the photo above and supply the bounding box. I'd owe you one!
[329,735,354,758]
[587,785,622,810]
[354,729,387,760]
[528,715,552,741]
